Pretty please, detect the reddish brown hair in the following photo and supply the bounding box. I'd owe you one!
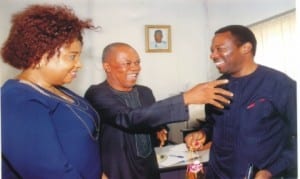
[1,4,96,69]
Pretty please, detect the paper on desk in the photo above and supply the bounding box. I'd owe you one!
[158,143,189,167]
[169,143,188,152]
[157,143,209,167]
[159,155,184,167]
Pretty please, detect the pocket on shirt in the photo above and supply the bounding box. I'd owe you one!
[135,134,152,158]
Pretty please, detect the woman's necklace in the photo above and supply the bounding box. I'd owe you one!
[17,76,74,103]
[19,79,100,141]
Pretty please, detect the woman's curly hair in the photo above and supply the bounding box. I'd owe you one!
[1,4,96,69]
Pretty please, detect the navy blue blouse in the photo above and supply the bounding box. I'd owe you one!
[2,79,101,178]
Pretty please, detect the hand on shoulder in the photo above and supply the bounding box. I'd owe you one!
[183,79,233,108]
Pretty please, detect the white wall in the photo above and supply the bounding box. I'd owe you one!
[2,0,294,97]
[203,0,296,79]
[0,0,209,100]
[0,0,296,142]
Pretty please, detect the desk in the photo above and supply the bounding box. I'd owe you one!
[155,143,210,179]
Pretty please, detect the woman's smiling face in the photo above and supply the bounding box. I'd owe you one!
[40,39,82,86]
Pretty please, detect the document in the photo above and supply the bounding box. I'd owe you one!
[155,143,210,168]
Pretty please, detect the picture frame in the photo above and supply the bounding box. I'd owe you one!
[145,25,172,53]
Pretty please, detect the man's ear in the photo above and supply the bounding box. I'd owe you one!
[103,62,111,72]
[241,42,252,54]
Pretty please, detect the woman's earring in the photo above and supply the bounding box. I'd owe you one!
[35,63,41,69]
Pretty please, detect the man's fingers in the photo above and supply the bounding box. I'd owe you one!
[160,140,165,147]
[157,129,168,147]
[214,94,231,105]
[215,88,233,98]
[210,80,233,109]
[210,79,229,87]
[209,100,225,109]
[209,79,234,100]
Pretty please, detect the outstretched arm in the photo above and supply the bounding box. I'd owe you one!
[183,79,233,109]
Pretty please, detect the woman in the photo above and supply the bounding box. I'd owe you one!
[1,4,104,178]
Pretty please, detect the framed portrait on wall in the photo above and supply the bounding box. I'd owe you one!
[145,25,171,53]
